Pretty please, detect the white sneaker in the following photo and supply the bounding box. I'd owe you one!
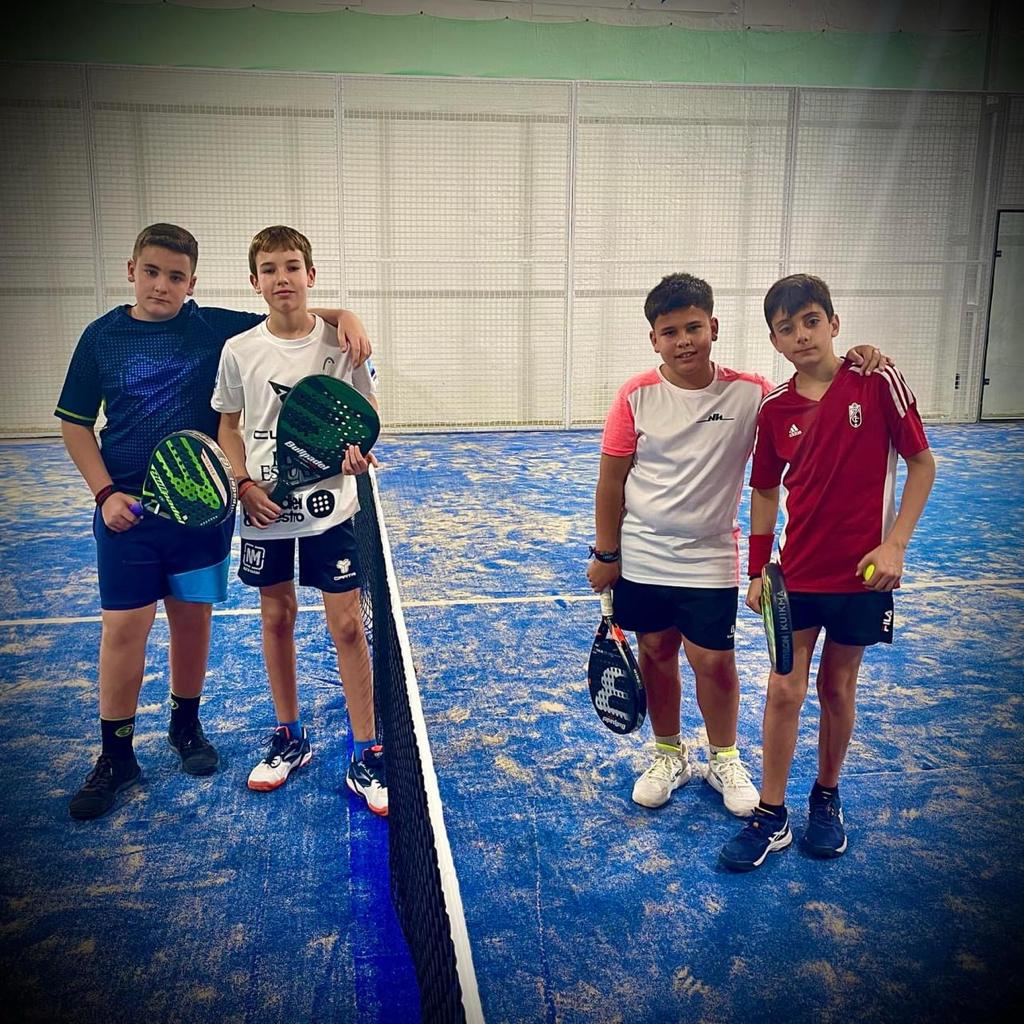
[632,744,692,808]
[704,748,759,817]
[247,726,313,792]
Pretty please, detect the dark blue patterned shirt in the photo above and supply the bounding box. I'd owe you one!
[55,301,264,491]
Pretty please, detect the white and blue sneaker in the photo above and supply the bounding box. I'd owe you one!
[719,807,793,872]
[346,745,388,816]
[247,726,312,792]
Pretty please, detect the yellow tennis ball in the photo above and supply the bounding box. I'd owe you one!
[863,564,875,581]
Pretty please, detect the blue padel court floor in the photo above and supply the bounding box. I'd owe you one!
[1,422,1022,1022]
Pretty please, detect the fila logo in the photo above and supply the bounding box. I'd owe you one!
[882,609,893,634]
[727,625,735,638]
[698,412,735,423]
[788,424,802,438]
[849,402,863,428]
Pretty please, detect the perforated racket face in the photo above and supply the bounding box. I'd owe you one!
[761,563,794,674]
[142,430,237,529]
[272,375,380,498]
[587,622,647,734]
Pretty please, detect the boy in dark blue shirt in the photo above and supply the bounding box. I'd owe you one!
[56,223,371,820]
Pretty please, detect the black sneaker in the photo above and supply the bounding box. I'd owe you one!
[168,719,219,776]
[69,754,142,820]
[719,807,792,872]
[803,787,848,858]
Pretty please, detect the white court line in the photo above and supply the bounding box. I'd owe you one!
[3,576,1023,630]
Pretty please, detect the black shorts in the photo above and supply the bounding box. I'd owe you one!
[238,519,362,593]
[788,590,894,647]
[611,577,737,651]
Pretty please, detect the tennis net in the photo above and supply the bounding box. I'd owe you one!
[354,469,483,1024]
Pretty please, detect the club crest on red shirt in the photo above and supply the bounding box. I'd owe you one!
[848,402,863,428]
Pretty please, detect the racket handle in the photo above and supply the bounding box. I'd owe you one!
[599,589,614,617]
[129,501,143,517]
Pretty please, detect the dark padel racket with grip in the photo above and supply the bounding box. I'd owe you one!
[269,374,380,505]
[133,430,236,529]
[587,590,647,734]
[761,561,794,674]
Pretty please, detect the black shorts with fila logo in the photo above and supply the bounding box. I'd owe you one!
[238,518,362,593]
[787,590,894,646]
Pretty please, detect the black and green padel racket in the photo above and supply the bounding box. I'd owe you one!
[761,561,794,675]
[130,430,237,529]
[269,375,380,505]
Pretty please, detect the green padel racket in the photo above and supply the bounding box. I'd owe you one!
[761,562,794,675]
[269,375,380,505]
[130,430,237,529]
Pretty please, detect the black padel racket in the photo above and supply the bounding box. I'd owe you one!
[269,375,380,505]
[134,430,236,529]
[587,590,647,734]
[761,562,794,675]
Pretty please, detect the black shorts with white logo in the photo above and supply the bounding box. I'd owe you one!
[611,577,738,651]
[788,590,894,646]
[238,518,362,593]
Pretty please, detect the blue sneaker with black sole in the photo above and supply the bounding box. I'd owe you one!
[803,786,847,858]
[719,807,792,872]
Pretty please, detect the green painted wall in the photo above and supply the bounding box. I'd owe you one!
[4,1,1021,92]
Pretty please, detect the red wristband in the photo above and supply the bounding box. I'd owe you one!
[747,534,775,578]
[94,484,115,507]
[237,479,256,498]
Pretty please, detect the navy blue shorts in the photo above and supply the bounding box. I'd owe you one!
[93,508,233,611]
[788,590,895,646]
[611,577,738,651]
[238,519,362,593]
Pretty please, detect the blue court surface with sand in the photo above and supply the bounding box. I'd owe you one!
[0,422,1021,1022]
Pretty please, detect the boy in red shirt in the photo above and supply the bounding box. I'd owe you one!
[720,273,935,871]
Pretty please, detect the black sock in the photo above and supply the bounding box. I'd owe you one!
[100,716,136,761]
[812,780,839,800]
[169,693,201,733]
[756,800,786,818]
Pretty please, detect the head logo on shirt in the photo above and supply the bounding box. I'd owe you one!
[848,402,863,428]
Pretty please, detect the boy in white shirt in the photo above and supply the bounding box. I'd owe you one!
[212,225,386,815]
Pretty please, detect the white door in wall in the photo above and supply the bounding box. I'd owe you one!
[982,210,1024,419]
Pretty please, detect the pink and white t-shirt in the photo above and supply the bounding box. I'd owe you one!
[602,363,773,588]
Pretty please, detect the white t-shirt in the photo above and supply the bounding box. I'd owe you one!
[601,363,773,587]
[211,315,378,540]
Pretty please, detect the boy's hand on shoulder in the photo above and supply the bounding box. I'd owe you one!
[338,311,372,367]
[102,492,143,532]
[342,445,379,477]
[846,345,893,375]
[586,559,620,593]
[241,483,281,528]
[857,545,903,591]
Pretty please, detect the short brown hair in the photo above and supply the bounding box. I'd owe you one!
[248,225,313,276]
[132,223,198,271]
[764,273,834,328]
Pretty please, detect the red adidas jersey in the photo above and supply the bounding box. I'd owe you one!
[750,360,929,593]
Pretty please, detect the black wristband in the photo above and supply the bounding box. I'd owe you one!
[589,546,620,564]
[94,484,115,507]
